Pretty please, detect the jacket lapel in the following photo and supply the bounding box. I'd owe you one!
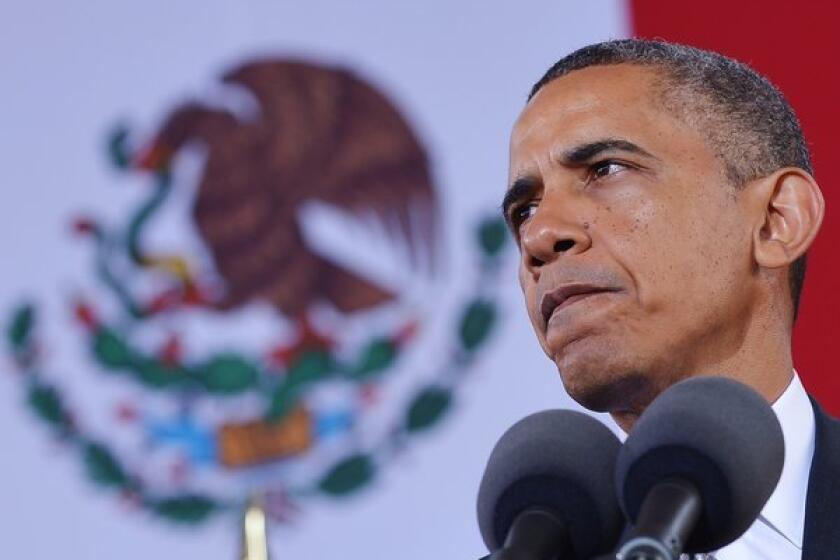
[802,399,840,559]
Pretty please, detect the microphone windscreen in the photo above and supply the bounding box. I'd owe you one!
[615,376,784,552]
[476,410,623,558]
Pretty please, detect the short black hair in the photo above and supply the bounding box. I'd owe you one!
[530,39,811,320]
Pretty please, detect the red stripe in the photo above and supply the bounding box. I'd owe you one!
[631,0,840,413]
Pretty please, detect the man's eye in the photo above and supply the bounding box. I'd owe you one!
[589,160,629,180]
[512,202,538,226]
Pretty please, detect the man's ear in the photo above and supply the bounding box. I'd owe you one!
[746,168,824,269]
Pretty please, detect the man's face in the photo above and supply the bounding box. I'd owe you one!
[507,64,758,417]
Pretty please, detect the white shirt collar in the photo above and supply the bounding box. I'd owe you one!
[759,370,815,548]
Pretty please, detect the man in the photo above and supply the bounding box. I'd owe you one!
[502,39,840,558]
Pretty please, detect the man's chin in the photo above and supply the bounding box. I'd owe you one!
[551,334,662,413]
[559,366,657,415]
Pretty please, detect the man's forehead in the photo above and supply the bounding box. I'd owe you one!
[511,64,663,151]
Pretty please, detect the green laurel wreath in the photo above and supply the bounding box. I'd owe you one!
[7,213,509,525]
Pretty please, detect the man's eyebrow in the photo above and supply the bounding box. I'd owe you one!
[500,139,656,225]
[559,138,657,165]
[501,176,539,223]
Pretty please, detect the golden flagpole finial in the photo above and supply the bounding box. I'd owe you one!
[240,496,270,560]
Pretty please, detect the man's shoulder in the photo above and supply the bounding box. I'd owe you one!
[803,397,840,560]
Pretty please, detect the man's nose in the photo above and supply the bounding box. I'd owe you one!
[520,203,592,273]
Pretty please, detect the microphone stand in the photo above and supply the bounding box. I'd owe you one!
[483,509,569,560]
[615,479,702,560]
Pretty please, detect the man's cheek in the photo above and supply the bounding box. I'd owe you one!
[518,264,535,309]
[524,289,540,329]
[517,257,530,289]
[520,283,544,338]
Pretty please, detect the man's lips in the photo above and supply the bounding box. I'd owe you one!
[539,284,620,325]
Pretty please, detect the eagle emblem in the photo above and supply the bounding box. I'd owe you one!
[137,60,437,317]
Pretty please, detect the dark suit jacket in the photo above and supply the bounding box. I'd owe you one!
[802,400,840,559]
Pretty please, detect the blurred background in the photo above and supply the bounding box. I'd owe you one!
[0,1,837,559]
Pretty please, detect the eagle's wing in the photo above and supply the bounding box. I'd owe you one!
[223,60,439,275]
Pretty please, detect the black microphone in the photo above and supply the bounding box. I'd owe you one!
[476,409,624,560]
[615,376,785,559]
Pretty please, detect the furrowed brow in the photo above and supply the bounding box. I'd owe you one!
[559,138,657,165]
[501,176,539,224]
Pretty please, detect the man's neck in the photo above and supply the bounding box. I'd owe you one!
[611,305,794,433]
